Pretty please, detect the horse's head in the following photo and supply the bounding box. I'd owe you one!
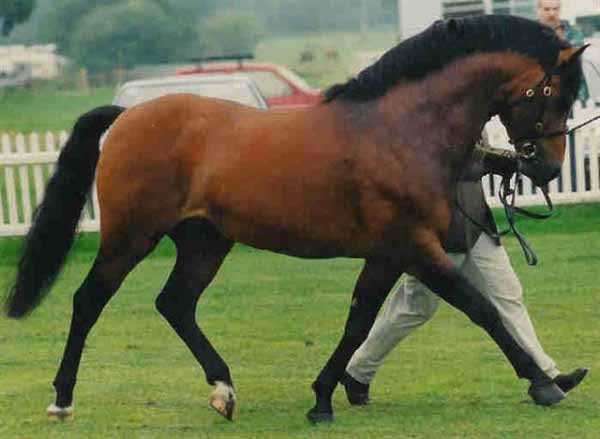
[497,45,588,186]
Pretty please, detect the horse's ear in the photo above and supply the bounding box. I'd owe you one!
[556,45,590,68]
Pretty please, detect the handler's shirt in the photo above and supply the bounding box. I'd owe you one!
[445,181,499,253]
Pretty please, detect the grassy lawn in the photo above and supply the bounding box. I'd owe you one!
[0,203,598,438]
[0,86,115,134]
[256,29,398,87]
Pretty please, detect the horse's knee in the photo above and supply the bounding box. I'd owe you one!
[436,276,500,327]
[426,268,501,328]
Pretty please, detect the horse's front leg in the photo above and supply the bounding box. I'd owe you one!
[411,235,564,406]
[307,257,402,423]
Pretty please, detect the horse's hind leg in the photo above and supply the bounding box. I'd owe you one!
[154,218,235,420]
[308,257,402,423]
[48,234,158,421]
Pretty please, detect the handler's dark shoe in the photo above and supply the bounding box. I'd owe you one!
[553,368,588,393]
[528,380,565,407]
[341,372,370,406]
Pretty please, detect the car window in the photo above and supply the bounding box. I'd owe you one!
[114,81,265,108]
[245,71,293,98]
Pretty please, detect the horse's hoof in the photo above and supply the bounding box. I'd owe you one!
[528,381,565,407]
[47,403,74,421]
[306,407,334,424]
[209,381,236,421]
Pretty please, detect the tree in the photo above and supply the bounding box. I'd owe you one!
[70,0,191,71]
[0,0,36,36]
[41,0,119,52]
[201,11,265,56]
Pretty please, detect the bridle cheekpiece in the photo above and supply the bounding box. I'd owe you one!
[463,69,600,265]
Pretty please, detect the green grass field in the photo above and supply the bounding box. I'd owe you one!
[255,29,398,87]
[0,86,115,133]
[1,203,599,438]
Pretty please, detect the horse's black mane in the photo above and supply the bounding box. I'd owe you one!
[325,15,575,103]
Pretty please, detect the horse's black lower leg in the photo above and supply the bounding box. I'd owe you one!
[154,219,234,419]
[50,239,154,419]
[417,262,564,405]
[308,258,402,423]
[51,270,112,412]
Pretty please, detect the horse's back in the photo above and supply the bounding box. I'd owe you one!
[96,94,365,254]
[175,100,372,255]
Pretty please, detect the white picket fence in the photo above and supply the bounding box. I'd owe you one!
[0,131,100,236]
[0,110,599,237]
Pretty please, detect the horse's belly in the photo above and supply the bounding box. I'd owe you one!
[203,200,410,259]
[210,209,368,258]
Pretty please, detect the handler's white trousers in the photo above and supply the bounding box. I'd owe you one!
[346,233,559,384]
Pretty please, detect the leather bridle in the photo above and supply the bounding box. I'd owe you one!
[458,70,600,265]
[504,70,600,161]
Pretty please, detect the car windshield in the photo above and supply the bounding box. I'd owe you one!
[114,80,265,108]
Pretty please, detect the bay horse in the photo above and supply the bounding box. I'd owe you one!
[4,15,586,424]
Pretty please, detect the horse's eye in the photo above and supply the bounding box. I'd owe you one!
[526,89,535,98]
[543,86,552,96]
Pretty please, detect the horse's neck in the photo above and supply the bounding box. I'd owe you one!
[384,54,522,161]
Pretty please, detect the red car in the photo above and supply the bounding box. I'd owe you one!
[176,55,322,109]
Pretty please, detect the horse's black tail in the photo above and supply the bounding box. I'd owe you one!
[4,105,125,319]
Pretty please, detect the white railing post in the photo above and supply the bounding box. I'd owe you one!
[30,132,45,205]
[16,133,32,223]
[2,134,19,226]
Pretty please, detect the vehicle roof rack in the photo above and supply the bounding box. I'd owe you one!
[189,54,255,67]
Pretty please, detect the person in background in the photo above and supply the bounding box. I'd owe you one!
[537,0,584,44]
[537,0,589,102]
